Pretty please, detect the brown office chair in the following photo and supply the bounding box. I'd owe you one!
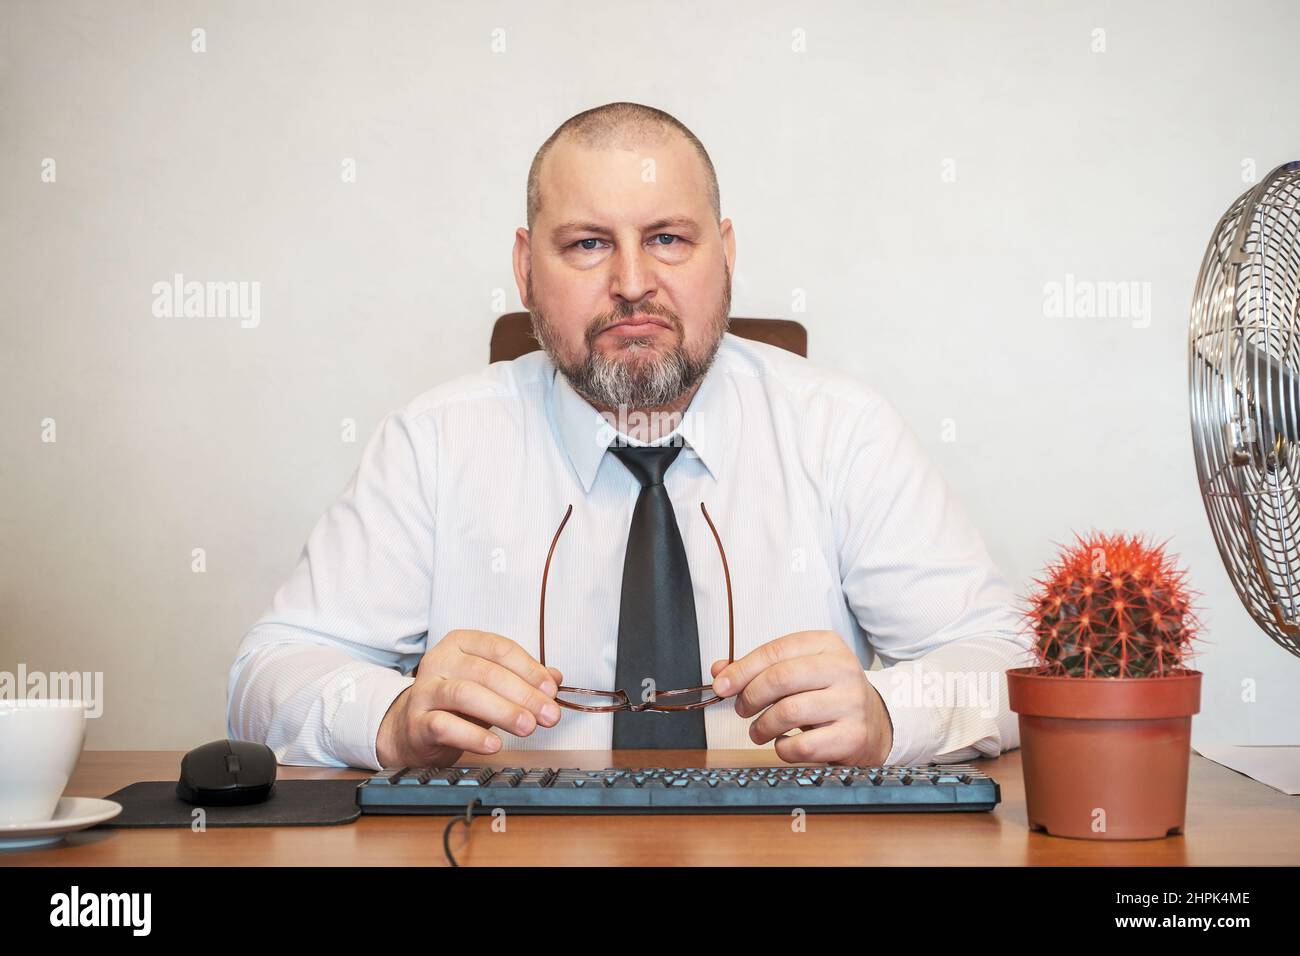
[489,312,807,363]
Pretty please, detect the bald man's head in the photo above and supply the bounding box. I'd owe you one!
[512,101,735,415]
[526,102,721,232]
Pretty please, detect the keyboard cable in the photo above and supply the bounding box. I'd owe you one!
[442,795,483,867]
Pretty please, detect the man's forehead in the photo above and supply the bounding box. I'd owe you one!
[537,137,710,231]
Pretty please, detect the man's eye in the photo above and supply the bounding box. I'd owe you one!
[569,235,683,251]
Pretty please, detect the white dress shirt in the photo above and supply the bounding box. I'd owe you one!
[227,332,1035,770]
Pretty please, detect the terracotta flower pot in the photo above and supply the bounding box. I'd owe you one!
[1006,667,1202,840]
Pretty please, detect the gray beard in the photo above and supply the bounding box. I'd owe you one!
[528,273,731,410]
[565,337,716,409]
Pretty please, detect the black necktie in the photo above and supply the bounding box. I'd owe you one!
[609,443,708,749]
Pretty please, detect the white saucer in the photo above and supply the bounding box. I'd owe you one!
[0,797,123,850]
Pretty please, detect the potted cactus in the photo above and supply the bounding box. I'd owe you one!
[1007,531,1203,840]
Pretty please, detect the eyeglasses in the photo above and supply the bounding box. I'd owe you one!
[538,501,734,712]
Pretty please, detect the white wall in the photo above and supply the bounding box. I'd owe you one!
[3,0,1298,750]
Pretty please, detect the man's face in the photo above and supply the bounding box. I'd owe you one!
[514,134,736,411]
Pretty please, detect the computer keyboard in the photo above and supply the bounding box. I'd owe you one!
[356,764,1000,814]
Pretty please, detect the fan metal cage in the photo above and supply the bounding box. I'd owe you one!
[1189,160,1300,658]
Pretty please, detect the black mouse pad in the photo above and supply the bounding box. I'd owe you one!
[98,780,362,828]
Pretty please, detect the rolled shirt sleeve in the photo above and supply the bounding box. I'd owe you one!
[227,408,436,769]
[833,394,1036,765]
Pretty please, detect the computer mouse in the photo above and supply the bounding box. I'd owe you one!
[177,739,277,806]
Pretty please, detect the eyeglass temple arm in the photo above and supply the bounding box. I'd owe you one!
[699,502,735,664]
[540,501,733,671]
[539,503,573,668]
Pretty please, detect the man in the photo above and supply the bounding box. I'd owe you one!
[227,101,1034,771]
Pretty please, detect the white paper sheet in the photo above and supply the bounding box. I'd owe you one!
[1193,744,1300,795]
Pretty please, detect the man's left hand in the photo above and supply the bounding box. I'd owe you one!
[710,630,893,765]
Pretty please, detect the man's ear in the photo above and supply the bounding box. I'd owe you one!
[512,227,532,308]
[719,217,736,276]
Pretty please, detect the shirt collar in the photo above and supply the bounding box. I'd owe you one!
[549,335,734,493]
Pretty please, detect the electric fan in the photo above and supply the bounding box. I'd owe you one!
[1189,159,1300,659]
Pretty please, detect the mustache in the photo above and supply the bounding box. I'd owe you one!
[584,304,682,342]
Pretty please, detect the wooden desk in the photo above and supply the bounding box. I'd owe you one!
[2,749,1296,866]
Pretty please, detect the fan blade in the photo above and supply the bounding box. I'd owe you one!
[1242,340,1300,444]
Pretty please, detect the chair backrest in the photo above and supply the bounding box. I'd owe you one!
[489,313,807,363]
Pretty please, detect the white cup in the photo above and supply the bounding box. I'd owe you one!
[0,699,87,825]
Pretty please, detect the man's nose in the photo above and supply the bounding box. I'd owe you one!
[609,243,657,304]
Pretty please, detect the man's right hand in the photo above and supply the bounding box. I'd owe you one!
[375,628,564,768]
